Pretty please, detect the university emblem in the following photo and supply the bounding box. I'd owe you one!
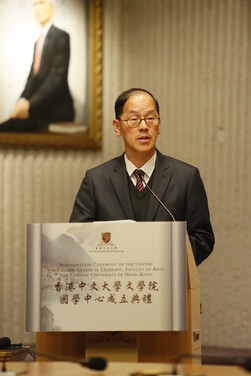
[101,232,111,244]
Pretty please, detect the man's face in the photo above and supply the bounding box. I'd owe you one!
[33,0,54,26]
[113,92,161,163]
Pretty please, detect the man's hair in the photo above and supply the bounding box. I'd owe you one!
[114,88,160,119]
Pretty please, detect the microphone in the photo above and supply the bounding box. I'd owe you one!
[79,356,107,371]
[170,353,251,374]
[0,337,107,372]
[137,170,176,221]
[242,358,251,372]
[35,351,107,371]
[0,337,11,350]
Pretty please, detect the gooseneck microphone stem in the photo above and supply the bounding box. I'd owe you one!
[139,173,176,221]
[35,351,107,371]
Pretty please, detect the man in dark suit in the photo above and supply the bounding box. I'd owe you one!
[0,0,74,133]
[70,88,215,266]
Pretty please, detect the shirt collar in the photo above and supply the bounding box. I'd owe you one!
[40,22,53,38]
[124,152,156,181]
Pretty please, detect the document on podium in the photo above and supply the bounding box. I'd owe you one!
[26,221,187,332]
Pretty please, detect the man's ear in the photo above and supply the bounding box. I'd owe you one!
[113,119,121,136]
[158,119,161,134]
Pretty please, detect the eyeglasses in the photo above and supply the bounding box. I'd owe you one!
[119,116,160,128]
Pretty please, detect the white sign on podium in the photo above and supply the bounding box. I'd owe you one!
[26,221,187,332]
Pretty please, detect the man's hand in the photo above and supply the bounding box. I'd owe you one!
[10,98,30,119]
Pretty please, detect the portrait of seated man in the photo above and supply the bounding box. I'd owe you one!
[0,0,74,133]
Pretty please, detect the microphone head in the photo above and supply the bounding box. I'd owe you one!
[137,170,144,179]
[80,357,107,371]
[0,337,11,350]
[242,358,251,372]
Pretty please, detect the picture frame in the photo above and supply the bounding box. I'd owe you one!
[0,0,102,150]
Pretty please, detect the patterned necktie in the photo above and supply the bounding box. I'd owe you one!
[133,169,144,192]
[33,35,43,74]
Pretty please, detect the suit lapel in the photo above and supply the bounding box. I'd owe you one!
[39,25,54,70]
[110,156,135,219]
[146,152,172,220]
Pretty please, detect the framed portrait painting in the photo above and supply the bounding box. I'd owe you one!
[0,0,102,150]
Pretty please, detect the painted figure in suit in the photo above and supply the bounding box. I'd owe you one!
[0,0,74,133]
[70,88,215,266]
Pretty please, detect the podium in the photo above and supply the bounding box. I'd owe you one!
[27,222,200,363]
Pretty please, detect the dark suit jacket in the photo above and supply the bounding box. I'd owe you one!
[22,24,74,124]
[70,151,215,266]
